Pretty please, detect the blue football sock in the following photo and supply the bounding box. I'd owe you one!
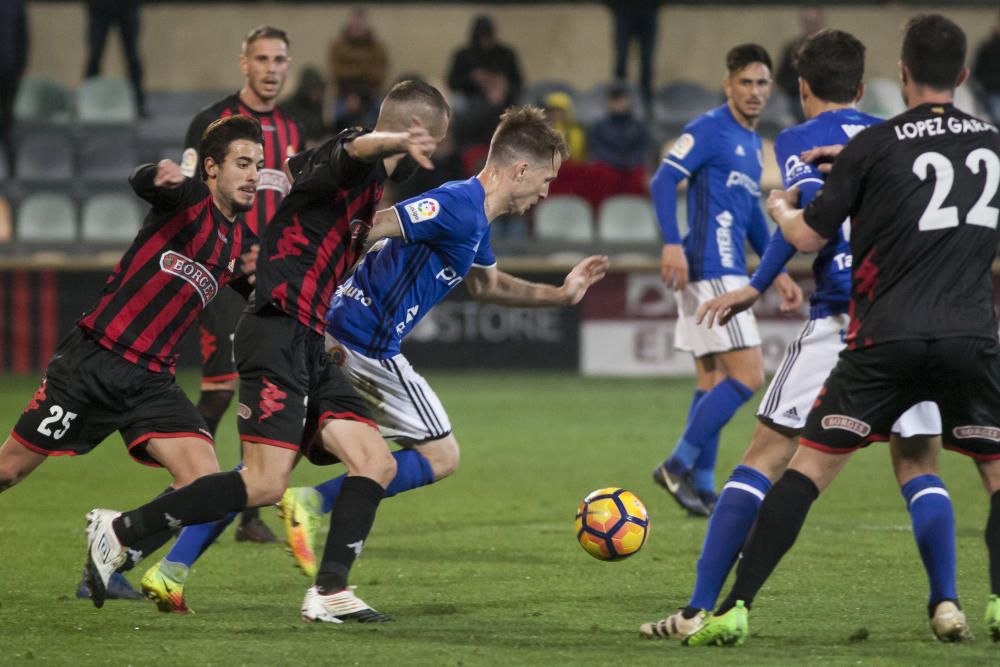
[164,462,245,568]
[902,474,957,606]
[669,378,753,473]
[663,389,707,471]
[692,432,721,493]
[688,464,771,611]
[314,448,435,515]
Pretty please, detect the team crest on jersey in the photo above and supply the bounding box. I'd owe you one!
[404,198,440,223]
[820,415,871,437]
[669,133,695,160]
[784,154,812,182]
[180,148,198,178]
[160,251,219,306]
[328,344,348,367]
[952,425,1000,442]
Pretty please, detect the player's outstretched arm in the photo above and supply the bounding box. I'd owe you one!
[130,159,189,207]
[466,255,609,307]
[766,187,825,252]
[346,117,436,170]
[696,285,761,329]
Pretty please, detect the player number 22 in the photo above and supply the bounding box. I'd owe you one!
[913,149,999,231]
[37,405,78,440]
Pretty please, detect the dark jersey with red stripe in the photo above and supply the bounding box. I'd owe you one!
[182,93,303,237]
[254,129,386,334]
[78,166,250,373]
[804,103,1000,349]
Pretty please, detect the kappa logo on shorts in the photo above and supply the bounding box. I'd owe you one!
[237,403,252,420]
[199,326,217,365]
[821,414,871,437]
[160,251,219,306]
[258,377,287,423]
[24,381,47,413]
[952,425,1000,442]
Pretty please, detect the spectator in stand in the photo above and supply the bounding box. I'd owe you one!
[775,6,825,122]
[605,0,662,115]
[588,83,650,172]
[447,15,522,106]
[84,0,147,116]
[452,66,510,174]
[327,6,388,103]
[0,0,27,177]
[281,66,330,146]
[544,92,586,162]
[973,12,1000,123]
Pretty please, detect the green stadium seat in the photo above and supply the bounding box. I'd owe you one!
[17,192,78,243]
[597,195,659,243]
[78,77,137,125]
[81,192,142,244]
[534,195,594,242]
[16,132,74,182]
[13,78,74,126]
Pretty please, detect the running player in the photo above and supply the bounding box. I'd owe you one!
[639,28,961,642]
[0,115,263,605]
[182,25,303,543]
[83,80,450,620]
[138,106,608,613]
[686,14,1000,645]
[650,43,802,515]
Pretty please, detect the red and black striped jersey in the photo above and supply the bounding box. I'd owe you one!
[78,165,250,374]
[254,129,386,334]
[182,92,304,237]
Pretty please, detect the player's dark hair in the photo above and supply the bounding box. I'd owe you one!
[383,79,452,120]
[796,29,865,104]
[198,115,263,181]
[488,105,569,166]
[242,25,290,54]
[901,14,966,90]
[726,43,772,74]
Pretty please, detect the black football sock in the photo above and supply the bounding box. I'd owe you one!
[117,485,176,572]
[315,476,384,594]
[717,469,819,614]
[112,471,248,547]
[987,490,1000,595]
[196,389,233,437]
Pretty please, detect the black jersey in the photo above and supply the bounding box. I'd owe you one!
[182,93,304,237]
[254,129,387,334]
[79,166,250,373]
[803,102,1000,349]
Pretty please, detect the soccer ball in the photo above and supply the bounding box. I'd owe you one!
[575,487,649,561]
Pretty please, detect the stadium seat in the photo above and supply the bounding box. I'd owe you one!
[144,90,228,117]
[16,132,74,182]
[654,81,722,126]
[81,192,143,243]
[13,78,74,126]
[136,114,192,145]
[78,129,139,184]
[78,77,137,125]
[597,195,659,243]
[859,78,905,119]
[533,195,594,242]
[16,192,77,243]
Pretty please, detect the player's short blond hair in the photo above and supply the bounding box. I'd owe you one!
[242,26,289,55]
[488,106,569,166]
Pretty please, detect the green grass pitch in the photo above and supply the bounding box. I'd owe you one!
[0,370,996,665]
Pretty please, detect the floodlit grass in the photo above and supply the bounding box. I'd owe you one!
[0,370,995,665]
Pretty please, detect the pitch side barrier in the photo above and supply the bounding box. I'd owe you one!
[0,255,999,375]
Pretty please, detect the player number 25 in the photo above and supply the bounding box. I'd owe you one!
[913,149,999,231]
[37,405,78,440]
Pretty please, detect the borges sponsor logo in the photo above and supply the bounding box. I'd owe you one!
[953,425,1000,442]
[820,414,871,437]
[160,251,219,305]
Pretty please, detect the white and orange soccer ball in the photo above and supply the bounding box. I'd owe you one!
[574,487,649,561]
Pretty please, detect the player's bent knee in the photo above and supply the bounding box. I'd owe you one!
[417,435,460,481]
[741,426,797,481]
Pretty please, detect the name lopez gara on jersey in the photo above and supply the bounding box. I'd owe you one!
[894,115,998,141]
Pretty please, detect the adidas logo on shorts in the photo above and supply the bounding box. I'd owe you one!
[783,407,798,419]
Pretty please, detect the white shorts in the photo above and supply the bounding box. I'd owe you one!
[326,334,452,444]
[674,275,762,357]
[757,314,941,437]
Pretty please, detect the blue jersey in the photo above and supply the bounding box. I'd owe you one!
[764,108,881,318]
[327,177,497,359]
[653,104,768,280]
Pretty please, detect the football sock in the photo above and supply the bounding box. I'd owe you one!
[987,490,1000,595]
[112,470,248,547]
[688,465,772,610]
[196,389,233,437]
[663,389,706,470]
[692,432,721,493]
[717,468,818,614]
[901,474,957,610]
[315,476,384,593]
[668,378,753,472]
[313,448,435,514]
[166,512,239,567]
[117,485,175,572]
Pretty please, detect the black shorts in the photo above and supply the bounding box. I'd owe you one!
[198,288,245,383]
[11,327,212,466]
[234,307,376,466]
[801,337,1000,460]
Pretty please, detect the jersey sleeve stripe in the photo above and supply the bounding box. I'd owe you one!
[470,261,497,269]
[662,159,691,177]
[789,177,825,189]
[393,206,408,242]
